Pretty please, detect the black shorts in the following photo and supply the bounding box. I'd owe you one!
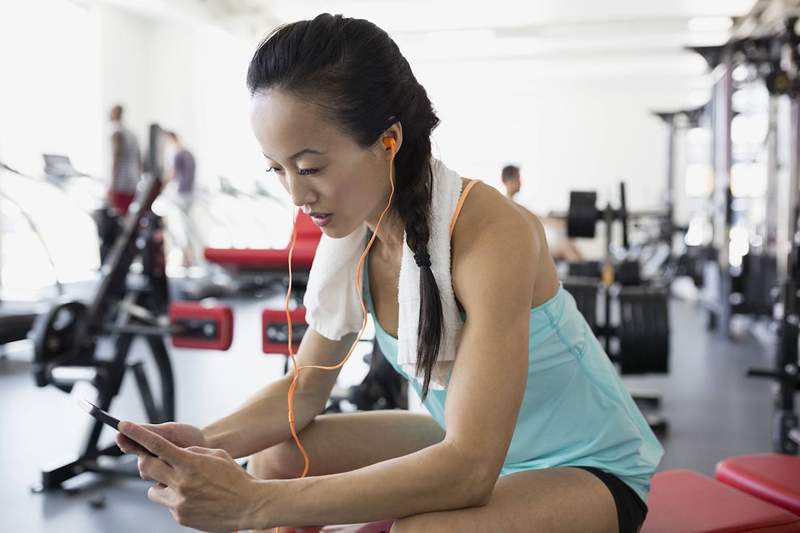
[576,466,648,533]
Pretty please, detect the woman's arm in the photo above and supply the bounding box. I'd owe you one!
[246,189,536,529]
[202,328,357,459]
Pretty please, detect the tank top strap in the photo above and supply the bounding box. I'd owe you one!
[449,179,479,238]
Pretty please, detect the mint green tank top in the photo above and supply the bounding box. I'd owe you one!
[364,264,663,503]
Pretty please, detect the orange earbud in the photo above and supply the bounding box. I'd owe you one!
[383,137,396,153]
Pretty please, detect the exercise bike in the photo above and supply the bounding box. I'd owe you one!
[29,125,233,491]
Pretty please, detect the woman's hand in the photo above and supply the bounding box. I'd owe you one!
[117,421,268,532]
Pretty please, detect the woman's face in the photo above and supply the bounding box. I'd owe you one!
[250,89,393,239]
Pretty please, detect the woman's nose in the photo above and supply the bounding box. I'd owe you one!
[287,174,316,207]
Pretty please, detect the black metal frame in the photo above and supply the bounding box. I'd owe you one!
[32,125,177,491]
[749,150,800,456]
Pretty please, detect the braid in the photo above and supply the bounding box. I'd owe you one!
[389,80,442,399]
[394,150,443,399]
[396,162,431,252]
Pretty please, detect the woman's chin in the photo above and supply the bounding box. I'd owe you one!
[320,219,362,239]
[319,224,344,239]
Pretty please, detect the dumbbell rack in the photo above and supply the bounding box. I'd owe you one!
[565,184,671,366]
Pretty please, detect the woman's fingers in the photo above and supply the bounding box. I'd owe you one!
[116,433,149,456]
[137,454,177,486]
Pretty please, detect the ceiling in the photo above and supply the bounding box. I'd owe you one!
[199,0,757,56]
[90,0,798,83]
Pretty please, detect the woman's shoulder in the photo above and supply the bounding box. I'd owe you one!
[453,178,543,251]
[449,179,541,311]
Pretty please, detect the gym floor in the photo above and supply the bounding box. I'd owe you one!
[0,289,775,532]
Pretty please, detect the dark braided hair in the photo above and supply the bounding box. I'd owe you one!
[247,13,444,398]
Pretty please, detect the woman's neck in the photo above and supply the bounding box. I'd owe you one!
[365,209,405,258]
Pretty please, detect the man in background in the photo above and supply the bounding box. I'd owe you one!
[163,130,198,267]
[501,164,582,262]
[501,164,523,202]
[108,104,142,215]
[163,130,196,210]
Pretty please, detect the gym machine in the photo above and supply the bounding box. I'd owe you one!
[749,202,800,455]
[740,17,800,455]
[686,20,800,336]
[652,104,721,290]
[29,124,234,491]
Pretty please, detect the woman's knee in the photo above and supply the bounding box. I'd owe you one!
[247,439,305,480]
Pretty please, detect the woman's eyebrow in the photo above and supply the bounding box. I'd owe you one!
[263,148,326,161]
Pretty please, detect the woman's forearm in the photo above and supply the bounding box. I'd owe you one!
[202,373,327,459]
[250,441,495,529]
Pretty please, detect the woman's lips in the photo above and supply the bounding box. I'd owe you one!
[309,213,332,227]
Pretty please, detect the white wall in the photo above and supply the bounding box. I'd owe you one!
[415,62,707,217]
[0,0,103,175]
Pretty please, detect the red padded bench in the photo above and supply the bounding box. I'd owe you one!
[716,454,800,516]
[641,469,800,532]
[204,212,321,271]
[204,242,318,270]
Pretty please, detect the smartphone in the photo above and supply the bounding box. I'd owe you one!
[77,398,121,430]
[77,399,160,460]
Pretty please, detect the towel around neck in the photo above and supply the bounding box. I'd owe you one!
[302,158,466,390]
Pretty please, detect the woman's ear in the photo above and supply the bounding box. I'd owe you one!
[380,122,403,156]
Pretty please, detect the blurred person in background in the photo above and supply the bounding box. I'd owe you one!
[161,130,198,267]
[502,164,582,262]
[163,130,196,211]
[108,104,142,215]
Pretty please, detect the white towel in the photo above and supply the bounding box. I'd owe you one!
[303,158,465,390]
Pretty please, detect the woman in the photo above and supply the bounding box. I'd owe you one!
[116,14,662,533]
